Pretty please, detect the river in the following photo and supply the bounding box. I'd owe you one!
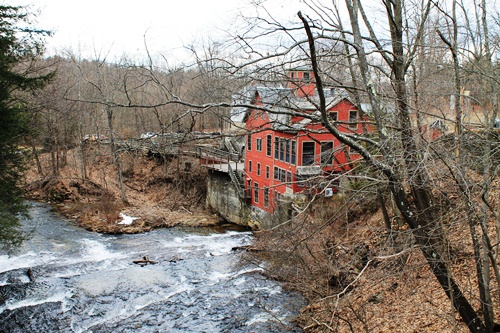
[0,202,305,332]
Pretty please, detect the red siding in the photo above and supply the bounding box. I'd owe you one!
[245,96,370,213]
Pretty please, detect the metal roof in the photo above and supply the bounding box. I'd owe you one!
[232,85,356,129]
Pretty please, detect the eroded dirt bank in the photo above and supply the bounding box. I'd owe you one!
[23,145,223,233]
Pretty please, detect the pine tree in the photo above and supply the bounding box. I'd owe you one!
[0,5,53,250]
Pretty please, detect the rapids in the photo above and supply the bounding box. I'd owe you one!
[0,202,305,332]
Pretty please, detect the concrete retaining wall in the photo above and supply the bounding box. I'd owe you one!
[205,170,296,230]
[205,170,250,227]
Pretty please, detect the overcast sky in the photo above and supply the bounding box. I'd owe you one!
[8,0,304,63]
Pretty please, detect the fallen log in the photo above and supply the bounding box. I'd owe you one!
[133,256,157,266]
[231,245,263,252]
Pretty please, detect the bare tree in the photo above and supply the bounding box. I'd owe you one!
[223,0,500,331]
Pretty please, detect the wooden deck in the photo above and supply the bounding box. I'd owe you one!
[98,135,246,176]
[197,145,244,174]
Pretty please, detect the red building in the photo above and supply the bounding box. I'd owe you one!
[242,68,369,213]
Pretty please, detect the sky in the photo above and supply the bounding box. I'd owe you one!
[8,0,304,63]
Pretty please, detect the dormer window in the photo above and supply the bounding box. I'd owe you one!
[349,110,358,129]
[329,112,338,122]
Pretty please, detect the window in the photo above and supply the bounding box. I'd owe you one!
[248,160,252,173]
[266,135,272,156]
[264,187,269,207]
[247,133,252,151]
[254,182,259,203]
[303,72,310,80]
[349,110,358,129]
[291,141,296,165]
[279,169,286,183]
[266,166,270,179]
[329,112,338,122]
[256,138,262,152]
[257,163,261,176]
[321,142,334,165]
[276,139,280,160]
[273,166,290,183]
[279,138,285,161]
[285,139,290,163]
[302,142,315,166]
[275,190,282,203]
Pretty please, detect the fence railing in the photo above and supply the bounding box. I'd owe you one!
[227,162,251,199]
[196,145,240,163]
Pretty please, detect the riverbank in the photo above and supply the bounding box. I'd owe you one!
[243,178,500,332]
[23,145,222,233]
[244,196,474,333]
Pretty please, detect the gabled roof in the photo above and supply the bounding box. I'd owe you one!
[233,85,357,131]
[256,86,294,106]
[230,86,255,123]
[230,85,294,123]
[429,119,447,130]
[288,65,313,72]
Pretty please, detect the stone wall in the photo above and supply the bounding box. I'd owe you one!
[205,170,250,227]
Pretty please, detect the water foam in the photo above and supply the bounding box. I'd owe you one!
[79,239,124,261]
[0,291,70,313]
[162,231,253,257]
[207,267,264,283]
[0,251,57,274]
[72,282,194,333]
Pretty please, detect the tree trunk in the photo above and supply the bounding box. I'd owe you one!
[377,187,392,238]
[385,1,485,330]
[106,106,128,204]
[30,141,44,177]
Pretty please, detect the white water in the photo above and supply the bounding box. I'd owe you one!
[0,202,304,333]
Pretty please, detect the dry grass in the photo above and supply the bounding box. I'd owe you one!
[246,185,500,332]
